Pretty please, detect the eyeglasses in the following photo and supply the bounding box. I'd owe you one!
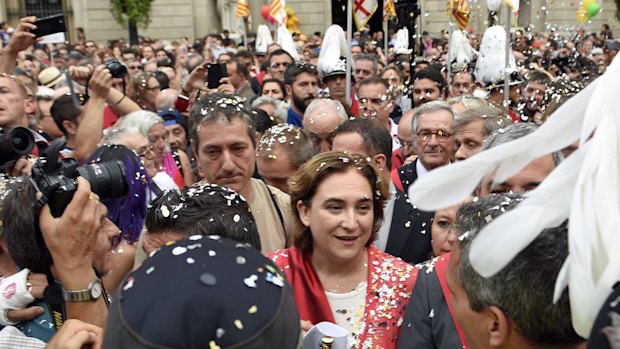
[417,130,452,142]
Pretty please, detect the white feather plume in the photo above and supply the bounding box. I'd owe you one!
[449,30,475,70]
[394,28,411,55]
[256,25,274,55]
[469,141,588,278]
[276,25,300,62]
[487,0,503,11]
[408,77,595,212]
[317,25,347,79]
[474,25,516,85]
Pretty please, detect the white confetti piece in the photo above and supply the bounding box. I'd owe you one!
[161,205,170,218]
[233,214,240,222]
[244,275,258,288]
[146,266,155,275]
[172,246,187,255]
[187,258,195,264]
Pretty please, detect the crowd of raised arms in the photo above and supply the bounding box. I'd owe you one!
[0,12,619,349]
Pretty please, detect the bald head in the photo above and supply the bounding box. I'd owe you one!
[302,98,348,153]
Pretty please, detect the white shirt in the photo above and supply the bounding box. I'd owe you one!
[326,282,367,349]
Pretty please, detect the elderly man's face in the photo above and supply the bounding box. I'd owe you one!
[454,119,486,161]
[477,154,555,196]
[303,104,343,153]
[413,109,454,170]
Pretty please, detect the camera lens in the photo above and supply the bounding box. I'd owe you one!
[0,127,35,165]
[76,160,128,200]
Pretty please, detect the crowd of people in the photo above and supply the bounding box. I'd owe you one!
[0,10,618,349]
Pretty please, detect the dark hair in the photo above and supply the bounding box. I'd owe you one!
[145,183,261,250]
[230,59,250,80]
[455,194,584,346]
[87,145,149,245]
[250,108,278,134]
[284,62,318,86]
[188,93,256,151]
[153,70,170,90]
[357,76,390,92]
[260,78,286,97]
[527,70,551,85]
[50,94,83,136]
[289,152,389,253]
[268,49,293,66]
[3,179,52,273]
[333,118,393,170]
[413,67,447,92]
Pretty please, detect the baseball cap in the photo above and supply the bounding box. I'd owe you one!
[104,235,301,348]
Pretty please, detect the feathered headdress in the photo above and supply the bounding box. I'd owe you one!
[474,25,516,85]
[394,28,412,56]
[317,25,347,79]
[449,30,475,71]
[256,25,274,55]
[276,25,300,61]
[408,51,620,338]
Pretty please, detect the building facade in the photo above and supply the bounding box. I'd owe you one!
[0,0,617,46]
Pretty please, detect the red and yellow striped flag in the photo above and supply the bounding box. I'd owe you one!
[449,0,470,30]
[237,0,250,17]
[269,0,286,24]
[383,0,396,22]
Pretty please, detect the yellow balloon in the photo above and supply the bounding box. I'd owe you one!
[577,8,588,23]
[582,0,596,10]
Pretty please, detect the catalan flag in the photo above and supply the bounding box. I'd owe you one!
[383,0,396,22]
[237,0,250,17]
[449,0,470,30]
[269,0,287,24]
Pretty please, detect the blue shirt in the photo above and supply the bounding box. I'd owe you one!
[287,108,302,127]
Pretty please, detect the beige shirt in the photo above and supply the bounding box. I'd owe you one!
[248,178,296,254]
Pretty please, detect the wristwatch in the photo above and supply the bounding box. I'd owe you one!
[62,278,103,302]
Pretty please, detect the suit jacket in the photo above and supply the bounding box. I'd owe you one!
[385,160,435,264]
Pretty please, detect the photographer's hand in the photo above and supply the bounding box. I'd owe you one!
[68,65,93,86]
[1,16,37,74]
[38,178,108,327]
[217,77,235,95]
[71,65,110,163]
[182,61,209,94]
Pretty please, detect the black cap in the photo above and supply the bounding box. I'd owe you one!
[104,236,300,348]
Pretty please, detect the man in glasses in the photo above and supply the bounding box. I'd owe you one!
[393,101,456,263]
[267,49,294,83]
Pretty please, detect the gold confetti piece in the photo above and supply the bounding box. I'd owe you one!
[209,340,220,349]
[234,319,244,330]
[248,305,258,314]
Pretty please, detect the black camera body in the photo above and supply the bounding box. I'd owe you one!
[31,141,128,217]
[105,59,128,79]
[0,127,35,169]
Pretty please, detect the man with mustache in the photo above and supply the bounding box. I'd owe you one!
[189,93,295,254]
[284,63,319,127]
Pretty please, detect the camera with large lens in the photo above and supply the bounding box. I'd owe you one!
[31,140,129,217]
[0,127,35,168]
[105,59,128,79]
